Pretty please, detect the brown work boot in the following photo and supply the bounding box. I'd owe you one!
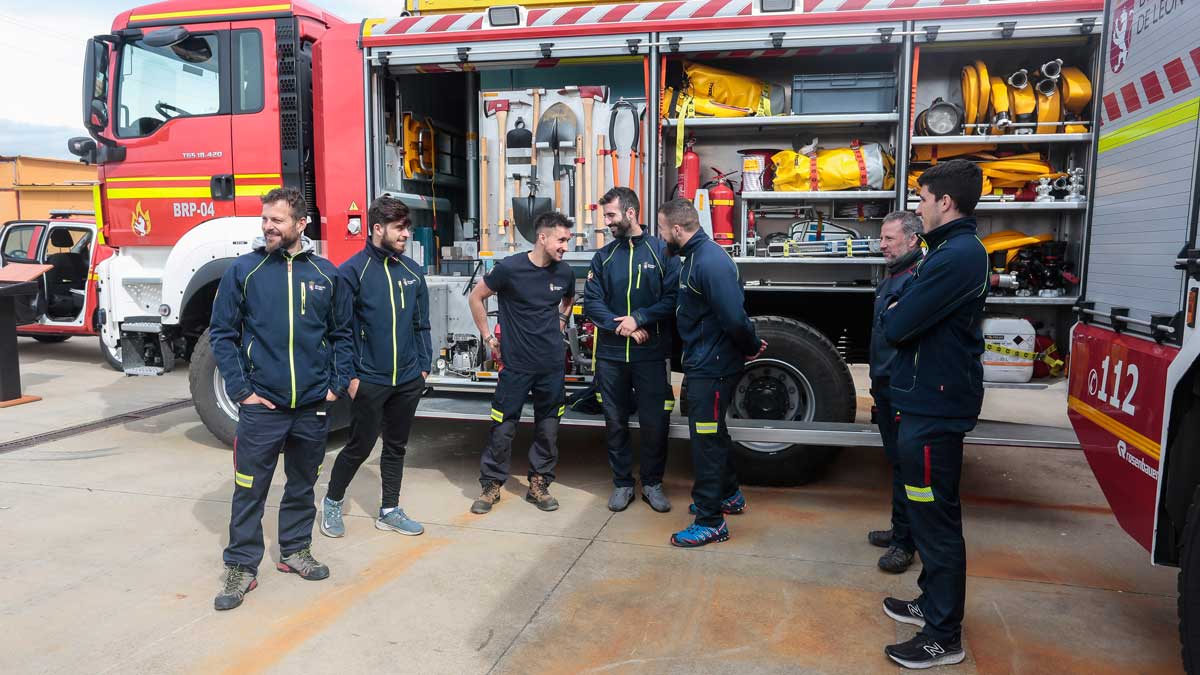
[471,481,503,514]
[525,474,559,511]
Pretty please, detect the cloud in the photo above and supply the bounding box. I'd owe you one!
[0,119,89,161]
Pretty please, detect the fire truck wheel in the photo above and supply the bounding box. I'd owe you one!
[730,316,855,486]
[1180,485,1200,671]
[98,335,122,370]
[190,330,238,447]
[32,335,70,344]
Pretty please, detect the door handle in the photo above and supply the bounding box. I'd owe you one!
[210,174,235,201]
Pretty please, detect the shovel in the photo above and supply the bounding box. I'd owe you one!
[537,102,578,214]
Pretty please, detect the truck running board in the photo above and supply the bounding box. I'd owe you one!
[415,394,1079,450]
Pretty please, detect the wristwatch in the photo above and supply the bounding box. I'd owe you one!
[559,312,570,322]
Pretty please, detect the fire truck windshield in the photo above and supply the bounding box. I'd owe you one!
[115,34,221,139]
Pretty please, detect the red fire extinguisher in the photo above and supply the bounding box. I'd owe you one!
[708,168,736,246]
[679,136,700,201]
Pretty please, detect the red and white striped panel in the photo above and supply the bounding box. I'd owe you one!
[370,0,1040,37]
[1100,47,1200,125]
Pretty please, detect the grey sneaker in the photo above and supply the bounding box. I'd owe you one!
[878,545,915,574]
[641,483,672,513]
[376,508,424,536]
[608,486,635,512]
[320,496,345,538]
[277,546,330,580]
[214,565,257,611]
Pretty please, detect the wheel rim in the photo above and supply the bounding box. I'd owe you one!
[100,325,122,364]
[731,358,816,453]
[213,368,240,422]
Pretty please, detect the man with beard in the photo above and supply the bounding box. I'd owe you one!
[468,212,576,514]
[657,199,765,547]
[867,211,923,575]
[209,187,354,610]
[320,196,431,539]
[879,159,987,669]
[583,187,680,513]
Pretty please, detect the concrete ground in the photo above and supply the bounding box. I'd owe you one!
[0,338,1184,674]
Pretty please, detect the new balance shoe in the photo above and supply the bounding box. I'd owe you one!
[670,521,730,548]
[214,565,257,611]
[868,528,893,548]
[608,486,635,512]
[884,634,964,669]
[687,489,746,516]
[878,545,915,573]
[376,508,424,536]
[883,597,926,628]
[277,546,330,581]
[320,496,345,538]
[641,483,671,513]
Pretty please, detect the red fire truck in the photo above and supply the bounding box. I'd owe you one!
[1065,0,1200,667]
[73,0,1101,483]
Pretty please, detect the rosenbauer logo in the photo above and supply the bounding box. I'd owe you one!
[1110,0,1135,74]
[1117,440,1159,481]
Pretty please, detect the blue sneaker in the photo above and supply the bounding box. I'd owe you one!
[687,489,746,516]
[670,521,730,548]
[376,508,424,536]
[320,496,345,538]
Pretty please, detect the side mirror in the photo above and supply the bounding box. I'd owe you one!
[143,26,189,48]
[67,137,97,163]
[81,38,110,132]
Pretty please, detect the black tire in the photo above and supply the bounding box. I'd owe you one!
[31,335,70,344]
[189,330,238,447]
[1180,485,1200,673]
[729,316,856,486]
[98,335,122,371]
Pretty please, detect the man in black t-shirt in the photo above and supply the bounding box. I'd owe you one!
[468,212,576,514]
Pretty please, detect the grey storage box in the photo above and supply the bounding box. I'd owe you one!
[792,72,897,114]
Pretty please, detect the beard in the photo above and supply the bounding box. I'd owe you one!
[610,215,634,239]
[382,232,407,255]
[264,228,299,253]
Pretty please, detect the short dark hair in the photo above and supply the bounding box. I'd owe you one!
[600,186,640,218]
[916,159,982,216]
[658,198,700,231]
[261,186,307,222]
[534,211,572,234]
[368,195,411,231]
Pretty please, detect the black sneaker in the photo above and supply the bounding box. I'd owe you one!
[883,597,926,627]
[885,634,964,669]
[878,545,915,573]
[868,529,892,548]
[214,565,257,611]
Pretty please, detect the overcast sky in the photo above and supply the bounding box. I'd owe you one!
[0,0,394,160]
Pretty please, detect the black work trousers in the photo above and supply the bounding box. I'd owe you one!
[896,410,976,643]
[479,368,565,487]
[686,375,739,528]
[224,401,329,574]
[326,375,424,509]
[872,383,914,553]
[595,358,672,488]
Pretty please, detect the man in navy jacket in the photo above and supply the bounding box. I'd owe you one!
[320,196,432,540]
[879,159,988,669]
[658,199,765,548]
[209,187,353,611]
[868,211,923,575]
[584,187,680,513]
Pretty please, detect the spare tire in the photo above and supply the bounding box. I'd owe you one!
[728,316,856,486]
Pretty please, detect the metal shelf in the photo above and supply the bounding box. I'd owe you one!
[986,296,1078,306]
[663,113,899,129]
[746,190,896,202]
[905,200,1087,212]
[911,133,1091,145]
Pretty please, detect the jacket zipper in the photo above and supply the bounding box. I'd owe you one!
[625,240,633,362]
[286,256,297,407]
[384,258,398,385]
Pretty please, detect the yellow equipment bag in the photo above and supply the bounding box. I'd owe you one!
[684,62,782,117]
[773,141,894,192]
[661,86,754,118]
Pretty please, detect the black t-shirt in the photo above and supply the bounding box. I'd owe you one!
[484,253,576,374]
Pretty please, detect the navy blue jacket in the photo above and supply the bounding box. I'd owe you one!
[883,218,988,419]
[210,237,354,408]
[869,249,921,386]
[338,239,433,387]
[583,232,680,362]
[675,228,760,378]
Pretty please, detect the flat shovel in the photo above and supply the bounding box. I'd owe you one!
[537,102,578,213]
